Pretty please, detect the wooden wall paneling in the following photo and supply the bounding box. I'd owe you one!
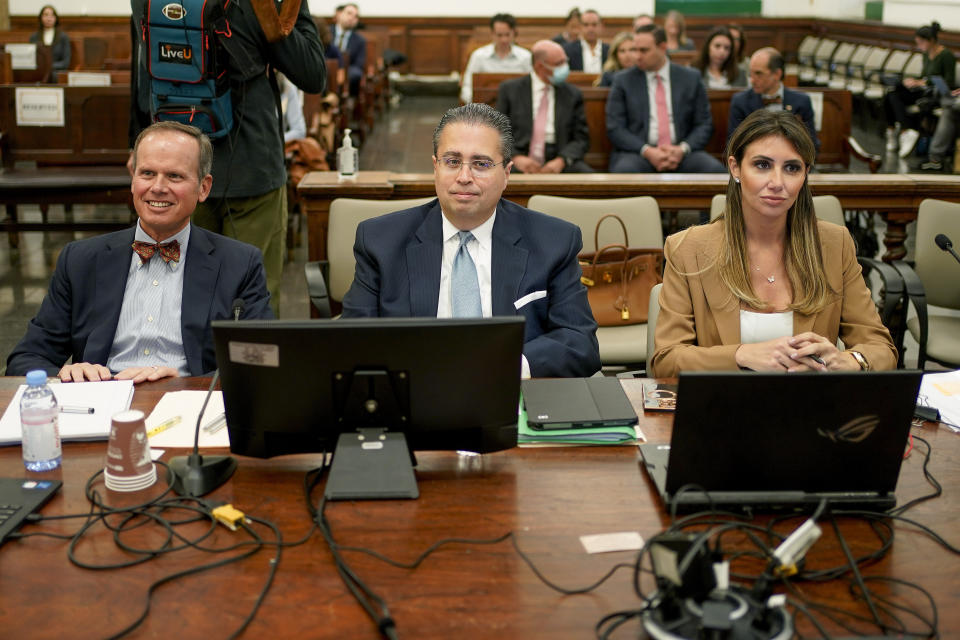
[408,29,458,75]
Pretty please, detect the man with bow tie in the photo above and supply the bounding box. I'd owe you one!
[728,47,820,153]
[7,122,273,382]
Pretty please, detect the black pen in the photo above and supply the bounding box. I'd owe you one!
[60,406,94,414]
[809,355,826,366]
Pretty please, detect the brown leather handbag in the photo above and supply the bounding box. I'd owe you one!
[578,214,663,326]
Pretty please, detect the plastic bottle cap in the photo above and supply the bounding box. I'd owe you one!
[25,370,47,386]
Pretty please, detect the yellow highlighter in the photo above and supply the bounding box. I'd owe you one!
[146,415,182,438]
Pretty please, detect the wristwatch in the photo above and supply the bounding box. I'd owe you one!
[848,351,871,371]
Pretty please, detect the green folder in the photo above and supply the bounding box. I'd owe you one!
[516,401,637,446]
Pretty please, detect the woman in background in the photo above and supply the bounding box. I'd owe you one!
[552,9,582,46]
[596,32,638,87]
[885,21,957,157]
[29,5,71,79]
[693,27,746,89]
[650,110,896,376]
[727,23,748,69]
[664,10,695,54]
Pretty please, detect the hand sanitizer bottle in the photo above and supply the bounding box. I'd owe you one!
[337,129,358,181]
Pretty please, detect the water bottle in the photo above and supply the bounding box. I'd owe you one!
[20,370,62,472]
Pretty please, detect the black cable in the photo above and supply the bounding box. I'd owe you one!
[889,435,941,516]
[830,514,886,630]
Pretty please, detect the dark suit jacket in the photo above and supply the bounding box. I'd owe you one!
[6,225,274,377]
[336,28,366,77]
[495,75,590,166]
[341,199,601,377]
[606,63,713,153]
[563,40,610,72]
[727,87,820,152]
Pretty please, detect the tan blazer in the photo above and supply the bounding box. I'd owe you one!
[650,220,898,376]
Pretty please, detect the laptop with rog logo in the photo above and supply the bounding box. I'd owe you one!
[639,370,923,512]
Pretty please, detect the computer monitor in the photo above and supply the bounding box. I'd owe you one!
[211,317,525,500]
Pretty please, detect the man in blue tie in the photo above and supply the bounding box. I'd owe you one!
[6,122,273,382]
[341,103,600,378]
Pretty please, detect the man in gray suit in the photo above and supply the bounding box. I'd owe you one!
[496,40,593,173]
[606,25,724,173]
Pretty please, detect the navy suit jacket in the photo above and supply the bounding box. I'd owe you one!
[495,75,590,165]
[341,199,601,377]
[563,40,610,72]
[336,28,366,77]
[727,87,820,152]
[6,225,274,377]
[606,63,713,153]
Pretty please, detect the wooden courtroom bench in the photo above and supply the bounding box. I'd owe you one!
[298,171,960,265]
[471,73,854,172]
[0,84,133,249]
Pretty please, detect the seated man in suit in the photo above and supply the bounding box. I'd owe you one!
[563,9,608,73]
[332,3,366,97]
[6,122,274,382]
[341,103,601,378]
[460,13,532,104]
[496,40,593,174]
[728,47,819,152]
[606,25,724,173]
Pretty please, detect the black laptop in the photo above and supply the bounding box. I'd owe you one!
[522,377,638,430]
[0,478,61,546]
[639,370,923,512]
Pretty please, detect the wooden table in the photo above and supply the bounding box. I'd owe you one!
[0,376,957,639]
[298,171,960,264]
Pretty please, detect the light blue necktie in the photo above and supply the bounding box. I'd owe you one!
[451,231,482,317]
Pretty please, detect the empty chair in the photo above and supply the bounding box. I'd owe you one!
[645,282,663,374]
[527,194,663,368]
[831,44,870,90]
[893,199,960,368]
[305,197,434,316]
[864,48,911,101]
[819,42,854,86]
[848,47,890,96]
[800,38,838,84]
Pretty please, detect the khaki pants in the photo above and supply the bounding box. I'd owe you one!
[193,187,287,317]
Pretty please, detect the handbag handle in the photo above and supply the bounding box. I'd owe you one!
[593,214,629,252]
[591,243,631,270]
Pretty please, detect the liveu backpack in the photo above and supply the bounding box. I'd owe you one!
[142,0,234,138]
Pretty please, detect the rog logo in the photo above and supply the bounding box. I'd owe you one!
[817,415,879,443]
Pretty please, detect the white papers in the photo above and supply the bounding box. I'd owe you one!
[0,380,134,444]
[919,370,960,433]
[66,72,112,87]
[5,43,37,70]
[15,87,65,127]
[580,531,645,554]
[145,391,230,449]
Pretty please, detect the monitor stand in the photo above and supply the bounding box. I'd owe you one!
[324,428,419,500]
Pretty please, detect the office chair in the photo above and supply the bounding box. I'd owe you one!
[305,197,434,317]
[892,199,960,369]
[526,194,663,368]
[645,283,663,374]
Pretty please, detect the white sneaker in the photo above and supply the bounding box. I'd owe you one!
[899,129,920,158]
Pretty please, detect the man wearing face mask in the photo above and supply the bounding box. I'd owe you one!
[495,40,593,173]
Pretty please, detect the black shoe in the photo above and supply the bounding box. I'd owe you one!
[919,159,944,172]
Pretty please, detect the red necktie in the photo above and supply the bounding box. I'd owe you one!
[132,239,180,264]
[762,95,782,106]
[655,74,671,147]
[530,86,549,165]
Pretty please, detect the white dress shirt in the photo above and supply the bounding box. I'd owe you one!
[580,39,603,74]
[437,210,531,378]
[460,43,533,103]
[529,72,556,145]
[644,63,677,147]
[107,221,189,376]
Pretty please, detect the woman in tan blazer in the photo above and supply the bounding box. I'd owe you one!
[650,110,897,376]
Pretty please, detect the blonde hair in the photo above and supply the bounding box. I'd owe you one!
[717,110,832,314]
[602,32,635,74]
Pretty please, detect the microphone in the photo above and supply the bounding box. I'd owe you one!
[232,297,245,321]
[935,234,960,267]
[168,299,244,496]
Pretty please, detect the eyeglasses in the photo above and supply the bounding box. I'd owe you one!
[438,156,506,174]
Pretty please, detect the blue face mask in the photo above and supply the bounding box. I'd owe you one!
[549,62,570,85]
